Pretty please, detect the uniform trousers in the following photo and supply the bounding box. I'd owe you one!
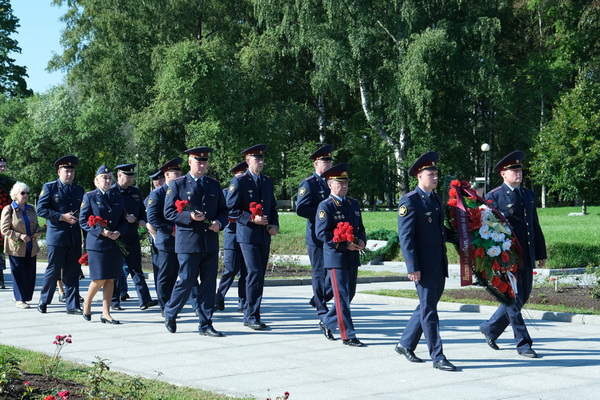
[9,252,36,302]
[112,240,152,307]
[39,245,81,310]
[399,277,446,363]
[479,264,534,353]
[215,247,247,310]
[308,245,332,319]
[239,242,270,324]
[156,250,180,310]
[165,251,218,331]
[322,266,358,341]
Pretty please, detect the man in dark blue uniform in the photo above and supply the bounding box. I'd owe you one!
[215,161,248,313]
[296,145,334,321]
[315,163,366,347]
[227,144,279,330]
[37,155,84,314]
[479,150,547,358]
[395,151,456,371]
[110,164,158,311]
[145,169,165,295]
[163,147,228,336]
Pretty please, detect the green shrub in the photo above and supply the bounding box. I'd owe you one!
[546,242,600,268]
[360,228,399,265]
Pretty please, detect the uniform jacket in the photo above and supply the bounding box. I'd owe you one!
[315,195,366,269]
[227,170,279,245]
[296,173,331,247]
[111,183,146,242]
[1,203,40,257]
[36,179,84,247]
[79,189,128,252]
[163,172,228,254]
[146,183,175,252]
[397,186,448,279]
[222,188,240,251]
[486,183,546,269]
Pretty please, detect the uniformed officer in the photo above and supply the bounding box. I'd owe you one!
[215,161,248,313]
[296,145,334,320]
[145,169,165,294]
[36,155,85,314]
[395,151,456,371]
[227,144,279,330]
[163,147,228,336]
[315,163,366,347]
[80,165,129,324]
[146,158,199,316]
[479,150,547,358]
[111,164,158,311]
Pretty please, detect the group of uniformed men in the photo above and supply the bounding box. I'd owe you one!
[19,144,546,369]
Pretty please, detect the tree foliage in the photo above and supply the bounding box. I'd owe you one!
[0,0,31,97]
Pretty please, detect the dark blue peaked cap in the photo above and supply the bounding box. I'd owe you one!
[408,151,439,177]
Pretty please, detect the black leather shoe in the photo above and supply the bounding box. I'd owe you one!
[237,308,244,313]
[479,327,499,350]
[343,338,365,347]
[83,313,92,321]
[120,294,130,301]
[58,293,66,303]
[111,304,123,311]
[319,321,336,341]
[37,303,47,314]
[309,297,316,308]
[201,326,224,337]
[213,302,225,312]
[100,316,121,324]
[244,322,267,330]
[165,317,177,333]
[66,308,83,315]
[519,349,538,358]
[395,343,423,363]
[433,359,456,371]
[140,300,159,310]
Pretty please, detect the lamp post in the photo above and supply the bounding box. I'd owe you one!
[481,143,491,194]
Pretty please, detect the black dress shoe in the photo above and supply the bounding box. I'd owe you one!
[213,302,225,312]
[479,327,499,350]
[100,316,121,324]
[433,359,456,371]
[319,321,336,341]
[111,304,123,311]
[395,343,423,363]
[519,349,538,358]
[140,300,159,310]
[66,308,83,315]
[244,322,267,330]
[201,326,224,337]
[58,293,66,303]
[37,303,47,314]
[165,317,177,333]
[120,294,130,301]
[83,313,92,321]
[309,297,316,308]
[343,338,365,347]
[237,308,244,313]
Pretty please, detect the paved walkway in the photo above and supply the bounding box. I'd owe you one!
[1,262,600,400]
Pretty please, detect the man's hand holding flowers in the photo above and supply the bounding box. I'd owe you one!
[176,199,220,232]
[250,201,278,236]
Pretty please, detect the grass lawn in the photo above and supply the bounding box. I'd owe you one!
[271,206,600,268]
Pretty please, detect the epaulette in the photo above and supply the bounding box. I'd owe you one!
[488,186,502,194]
[173,176,185,181]
[85,190,96,196]
[305,175,316,181]
[405,190,417,198]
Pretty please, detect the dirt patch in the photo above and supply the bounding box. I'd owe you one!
[444,286,600,312]
[1,372,87,400]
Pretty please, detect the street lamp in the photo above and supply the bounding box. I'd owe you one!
[481,143,491,194]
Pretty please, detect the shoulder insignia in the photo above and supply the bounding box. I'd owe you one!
[81,200,85,209]
[147,198,154,206]
[318,210,326,220]
[229,184,235,193]
[299,187,306,196]
[166,187,172,196]
[40,189,44,196]
[405,190,417,198]
[399,205,408,217]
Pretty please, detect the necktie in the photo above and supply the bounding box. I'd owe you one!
[256,176,261,193]
[514,187,522,204]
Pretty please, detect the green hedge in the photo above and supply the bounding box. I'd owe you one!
[546,242,600,268]
[360,228,399,265]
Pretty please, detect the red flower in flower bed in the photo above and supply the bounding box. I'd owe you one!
[333,221,354,243]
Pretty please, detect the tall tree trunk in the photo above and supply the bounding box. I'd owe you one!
[317,94,327,144]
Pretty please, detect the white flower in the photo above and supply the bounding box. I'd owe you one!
[491,231,506,243]
[479,224,492,239]
[487,246,501,257]
[502,240,512,251]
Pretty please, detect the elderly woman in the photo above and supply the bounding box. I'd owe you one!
[79,165,128,324]
[0,182,41,308]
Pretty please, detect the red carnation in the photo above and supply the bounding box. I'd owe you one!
[78,253,89,266]
[474,247,485,259]
[501,251,510,263]
[333,222,354,243]
[175,200,192,213]
[249,202,263,218]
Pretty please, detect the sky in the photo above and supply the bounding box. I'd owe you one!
[10,0,67,93]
